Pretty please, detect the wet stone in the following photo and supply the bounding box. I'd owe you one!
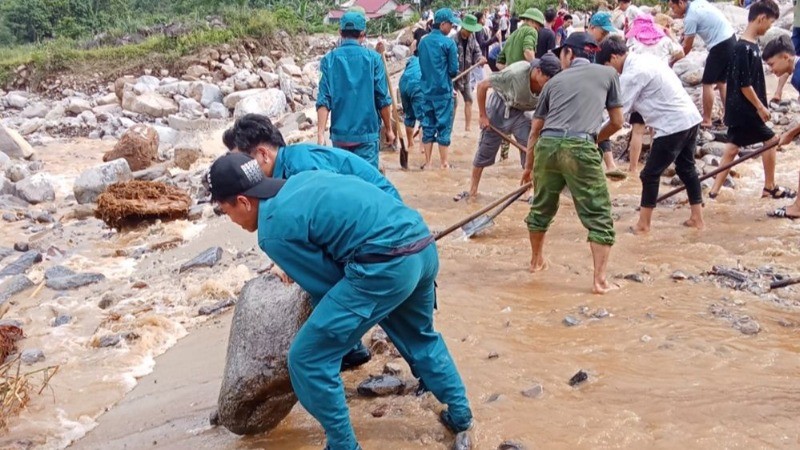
[370,403,389,418]
[21,348,45,365]
[2,212,16,222]
[641,335,652,343]
[98,333,122,347]
[52,314,72,327]
[179,246,223,273]
[209,410,220,426]
[624,273,644,283]
[488,351,500,359]
[498,441,526,450]
[45,268,105,290]
[0,251,43,278]
[356,375,405,397]
[0,274,34,303]
[98,292,118,309]
[0,247,12,260]
[486,393,503,403]
[671,271,689,280]
[198,297,235,316]
[563,315,580,327]
[521,384,544,399]
[383,361,404,376]
[454,431,472,450]
[593,308,610,319]
[735,317,760,335]
[568,370,588,387]
[13,242,28,252]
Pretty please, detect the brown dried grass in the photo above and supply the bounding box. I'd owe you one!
[0,357,59,430]
[96,180,192,229]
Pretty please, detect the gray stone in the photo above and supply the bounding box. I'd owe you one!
[19,119,44,135]
[593,308,610,319]
[13,242,28,252]
[45,104,66,122]
[180,246,223,273]
[701,155,719,167]
[0,247,14,260]
[179,98,204,118]
[21,102,49,119]
[0,124,35,159]
[73,159,133,204]
[198,297,236,316]
[46,272,105,290]
[167,115,209,132]
[152,125,180,150]
[5,92,28,109]
[563,315,580,327]
[53,314,72,327]
[392,45,411,59]
[735,317,760,335]
[0,176,13,197]
[624,273,645,283]
[258,70,280,88]
[357,375,405,396]
[123,92,179,118]
[44,265,76,279]
[21,348,45,365]
[66,97,92,115]
[173,146,201,170]
[0,275,34,303]
[189,82,223,108]
[208,102,230,120]
[223,88,266,109]
[498,441,527,450]
[521,384,544,398]
[98,334,122,347]
[671,271,689,280]
[137,75,161,89]
[6,164,30,183]
[454,431,472,450]
[96,92,119,106]
[98,292,119,309]
[78,110,98,127]
[759,26,791,48]
[217,275,312,435]
[1,212,15,222]
[234,88,287,119]
[0,151,9,169]
[15,173,55,204]
[701,142,726,158]
[92,104,123,122]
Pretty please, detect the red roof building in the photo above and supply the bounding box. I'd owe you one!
[326,0,415,24]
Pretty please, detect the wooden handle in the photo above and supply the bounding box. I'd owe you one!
[770,277,800,290]
[435,183,532,241]
[487,124,527,152]
[452,62,483,83]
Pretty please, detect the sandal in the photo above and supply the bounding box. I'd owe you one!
[453,191,470,202]
[708,192,719,199]
[762,186,797,199]
[767,206,800,219]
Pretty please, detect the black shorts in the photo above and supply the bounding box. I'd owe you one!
[702,35,736,84]
[727,122,775,148]
[630,111,644,125]
[598,140,611,153]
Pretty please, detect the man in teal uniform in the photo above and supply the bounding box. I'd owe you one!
[399,55,424,156]
[418,8,459,169]
[208,152,473,450]
[317,11,394,169]
[226,114,401,201]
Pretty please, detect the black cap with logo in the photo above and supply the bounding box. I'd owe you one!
[552,32,599,57]
[206,152,285,201]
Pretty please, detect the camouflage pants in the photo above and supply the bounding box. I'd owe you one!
[525,137,615,246]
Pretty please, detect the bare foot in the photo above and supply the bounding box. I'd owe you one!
[786,204,800,217]
[630,224,650,235]
[440,163,452,169]
[592,279,619,295]
[683,218,705,230]
[529,259,549,273]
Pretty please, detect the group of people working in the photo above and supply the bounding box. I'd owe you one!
[202,1,800,448]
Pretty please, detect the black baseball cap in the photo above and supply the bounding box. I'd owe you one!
[552,32,599,57]
[530,53,562,77]
[207,152,285,201]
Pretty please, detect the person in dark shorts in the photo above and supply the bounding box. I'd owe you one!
[708,0,795,199]
[452,14,486,133]
[597,36,704,233]
[669,0,735,128]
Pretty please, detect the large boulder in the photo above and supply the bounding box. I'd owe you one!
[217,275,311,435]
[759,26,792,48]
[74,159,133,204]
[102,124,158,171]
[0,125,34,160]
[234,89,287,119]
[122,92,179,118]
[15,173,55,204]
[223,88,266,109]
[189,82,223,107]
[4,91,28,109]
[66,97,92,115]
[21,102,49,119]
[114,76,137,101]
[208,102,230,120]
[0,175,14,196]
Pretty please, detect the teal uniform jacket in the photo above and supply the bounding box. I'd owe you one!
[316,39,392,144]
[399,56,422,98]
[418,29,459,101]
[257,171,428,306]
[272,143,401,201]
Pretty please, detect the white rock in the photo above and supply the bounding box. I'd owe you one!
[0,175,14,196]
[0,125,34,160]
[96,92,119,106]
[152,125,180,150]
[21,102,48,119]
[208,102,230,120]
[92,104,123,121]
[44,104,66,122]
[79,111,98,127]
[15,173,55,204]
[123,92,179,118]
[259,70,280,88]
[281,63,303,77]
[66,97,92,115]
[220,64,238,77]
[234,88,287,119]
[73,159,133,204]
[19,119,44,135]
[5,163,30,182]
[5,92,28,109]
[223,88,267,109]
[179,98,204,118]
[392,45,410,60]
[137,75,161,88]
[189,82,223,107]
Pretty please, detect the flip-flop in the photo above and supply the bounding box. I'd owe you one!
[605,169,628,181]
[453,191,470,202]
[762,186,797,199]
[767,206,800,219]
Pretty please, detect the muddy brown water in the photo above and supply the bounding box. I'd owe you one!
[4,80,800,449]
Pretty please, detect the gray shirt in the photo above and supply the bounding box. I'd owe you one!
[489,61,539,111]
[534,59,622,134]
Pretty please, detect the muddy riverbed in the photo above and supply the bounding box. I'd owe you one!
[3,82,800,450]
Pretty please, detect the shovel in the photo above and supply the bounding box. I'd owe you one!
[435,182,532,241]
[461,188,529,238]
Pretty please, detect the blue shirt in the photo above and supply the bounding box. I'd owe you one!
[257,172,431,307]
[316,39,393,143]
[791,58,800,93]
[418,29,459,101]
[272,143,401,200]
[683,0,734,49]
[399,56,422,98]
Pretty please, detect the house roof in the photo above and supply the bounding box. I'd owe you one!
[353,0,392,14]
[328,0,412,19]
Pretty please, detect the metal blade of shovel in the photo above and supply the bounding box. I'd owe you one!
[461,189,529,238]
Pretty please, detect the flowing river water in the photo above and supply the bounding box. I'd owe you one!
[2,79,800,450]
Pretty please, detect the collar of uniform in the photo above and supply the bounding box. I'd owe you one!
[570,58,591,67]
[340,39,361,47]
[273,146,288,179]
[430,29,445,36]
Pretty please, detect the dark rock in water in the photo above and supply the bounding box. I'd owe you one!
[0,274,34,303]
[624,273,644,283]
[0,251,42,278]
[98,292,118,309]
[593,308,610,319]
[498,441,527,450]
[21,348,45,365]
[734,317,760,335]
[453,431,472,450]
[13,242,29,252]
[488,351,500,359]
[45,270,105,290]
[217,275,311,435]
[357,375,405,397]
[563,315,580,327]
[568,370,588,387]
[521,384,544,398]
[98,334,122,347]
[209,410,220,426]
[179,246,223,273]
[53,314,72,327]
[370,403,389,418]
[486,393,503,403]
[198,297,235,316]
[45,265,76,279]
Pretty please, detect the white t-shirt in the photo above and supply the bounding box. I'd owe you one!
[628,36,683,64]
[498,3,508,16]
